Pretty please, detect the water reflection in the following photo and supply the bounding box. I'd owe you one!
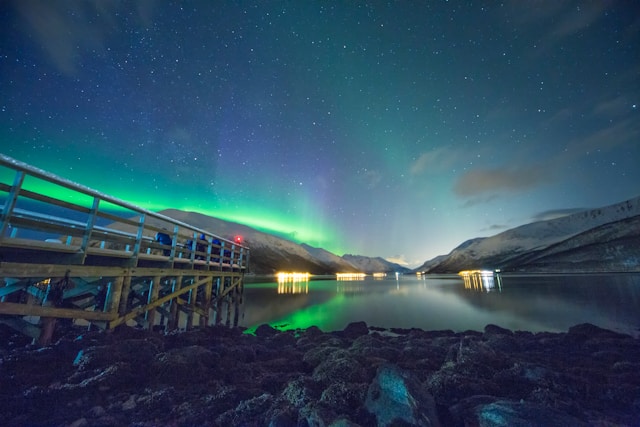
[241,274,640,337]
[460,270,502,292]
[336,282,365,295]
[276,272,309,294]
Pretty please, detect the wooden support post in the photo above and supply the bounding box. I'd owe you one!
[118,275,132,316]
[215,277,224,325]
[225,280,232,327]
[146,275,162,330]
[186,277,198,330]
[105,276,124,330]
[200,276,213,327]
[233,279,243,327]
[168,275,182,331]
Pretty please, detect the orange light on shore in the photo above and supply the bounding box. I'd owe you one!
[276,272,310,294]
[459,270,501,292]
[336,273,366,281]
[276,272,310,282]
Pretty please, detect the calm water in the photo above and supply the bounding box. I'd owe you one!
[238,273,640,337]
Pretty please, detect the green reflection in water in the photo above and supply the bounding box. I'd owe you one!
[247,293,346,333]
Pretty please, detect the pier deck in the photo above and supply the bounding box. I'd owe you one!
[0,154,249,343]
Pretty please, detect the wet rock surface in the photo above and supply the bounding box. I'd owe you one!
[1,322,639,426]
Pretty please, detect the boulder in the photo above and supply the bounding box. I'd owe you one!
[365,363,441,427]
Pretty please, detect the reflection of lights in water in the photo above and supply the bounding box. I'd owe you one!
[459,270,502,292]
[372,272,387,280]
[276,272,309,294]
[336,282,366,294]
[336,273,366,281]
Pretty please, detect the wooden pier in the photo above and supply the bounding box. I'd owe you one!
[0,154,249,343]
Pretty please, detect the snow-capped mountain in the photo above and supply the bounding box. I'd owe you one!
[159,209,360,274]
[424,196,640,273]
[341,254,411,274]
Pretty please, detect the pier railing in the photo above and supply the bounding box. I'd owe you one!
[0,154,249,342]
[0,154,249,271]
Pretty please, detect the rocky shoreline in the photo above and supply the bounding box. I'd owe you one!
[1,322,639,426]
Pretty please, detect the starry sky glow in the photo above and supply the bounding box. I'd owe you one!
[1,1,639,266]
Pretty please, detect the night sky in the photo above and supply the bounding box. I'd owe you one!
[1,1,639,266]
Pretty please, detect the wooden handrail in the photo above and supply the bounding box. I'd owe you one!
[0,153,249,271]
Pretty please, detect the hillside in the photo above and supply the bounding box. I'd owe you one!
[506,215,640,272]
[159,209,360,274]
[341,254,411,274]
[425,196,640,273]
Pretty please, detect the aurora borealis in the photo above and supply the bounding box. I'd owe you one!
[1,1,639,266]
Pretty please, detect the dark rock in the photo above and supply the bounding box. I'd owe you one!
[267,410,298,427]
[302,325,324,337]
[268,330,298,347]
[350,334,401,361]
[484,333,522,352]
[2,323,639,426]
[255,323,279,337]
[472,399,589,426]
[303,345,344,368]
[365,363,441,427]
[282,376,322,408]
[312,349,368,385]
[342,321,370,339]
[484,324,513,336]
[568,323,628,338]
[150,345,216,386]
[448,395,499,425]
[320,381,368,414]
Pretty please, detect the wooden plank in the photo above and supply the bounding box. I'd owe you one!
[0,238,81,253]
[85,247,133,258]
[0,302,115,320]
[0,262,128,278]
[0,262,243,279]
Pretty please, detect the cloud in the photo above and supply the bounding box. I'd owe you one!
[409,147,459,176]
[504,2,608,59]
[549,2,607,39]
[482,224,510,232]
[505,1,607,39]
[592,95,634,118]
[567,117,639,155]
[11,0,154,76]
[454,165,549,198]
[459,194,499,208]
[530,208,585,222]
[358,169,383,189]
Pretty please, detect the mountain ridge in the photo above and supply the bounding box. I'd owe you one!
[158,209,407,275]
[157,195,640,275]
[420,195,640,273]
